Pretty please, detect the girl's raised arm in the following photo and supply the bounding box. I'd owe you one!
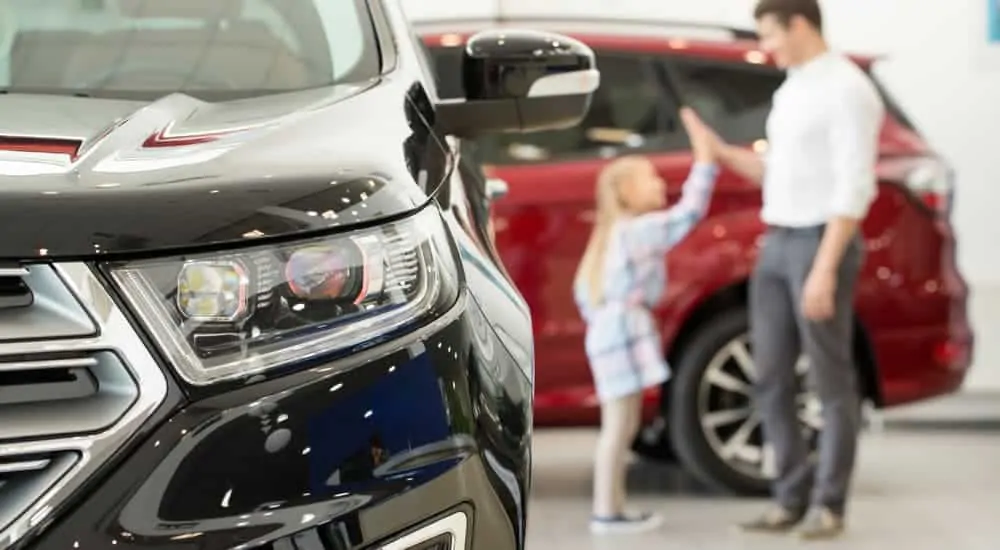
[621,162,719,254]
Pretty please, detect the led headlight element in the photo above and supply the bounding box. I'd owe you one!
[107,207,459,385]
[176,261,249,321]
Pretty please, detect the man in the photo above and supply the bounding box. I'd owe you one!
[683,0,884,540]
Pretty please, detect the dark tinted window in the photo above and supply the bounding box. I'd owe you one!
[667,59,784,144]
[668,58,918,141]
[3,0,380,101]
[430,48,684,165]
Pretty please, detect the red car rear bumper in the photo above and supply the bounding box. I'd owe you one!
[871,324,974,407]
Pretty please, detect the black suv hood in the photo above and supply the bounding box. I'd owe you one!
[0,81,434,260]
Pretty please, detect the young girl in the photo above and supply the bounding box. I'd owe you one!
[574,107,719,534]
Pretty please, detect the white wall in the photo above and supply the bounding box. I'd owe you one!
[403,0,1000,390]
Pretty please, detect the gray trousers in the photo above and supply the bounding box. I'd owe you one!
[750,225,863,515]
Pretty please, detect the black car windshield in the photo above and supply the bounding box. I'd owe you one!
[0,0,380,101]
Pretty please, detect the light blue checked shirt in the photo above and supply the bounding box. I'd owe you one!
[575,162,719,321]
[573,162,718,400]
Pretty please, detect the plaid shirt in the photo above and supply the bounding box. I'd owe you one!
[574,162,719,401]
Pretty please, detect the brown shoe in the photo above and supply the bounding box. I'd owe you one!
[795,507,845,540]
[739,505,806,533]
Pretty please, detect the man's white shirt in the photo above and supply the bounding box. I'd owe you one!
[760,51,885,227]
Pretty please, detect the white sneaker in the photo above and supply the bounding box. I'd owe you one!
[589,512,663,535]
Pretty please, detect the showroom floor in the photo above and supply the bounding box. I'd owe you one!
[525,425,1000,549]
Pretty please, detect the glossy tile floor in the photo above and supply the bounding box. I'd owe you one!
[526,428,1000,549]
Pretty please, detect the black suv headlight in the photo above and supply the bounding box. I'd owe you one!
[105,207,459,385]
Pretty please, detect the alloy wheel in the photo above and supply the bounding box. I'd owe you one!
[695,335,822,481]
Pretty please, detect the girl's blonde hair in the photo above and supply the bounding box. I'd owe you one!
[574,155,649,307]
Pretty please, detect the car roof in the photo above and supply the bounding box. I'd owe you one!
[414,15,879,68]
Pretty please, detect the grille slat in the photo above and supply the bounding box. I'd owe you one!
[0,453,78,533]
[0,357,98,372]
[0,460,50,475]
[0,351,138,441]
[0,268,28,278]
[0,267,96,343]
[0,273,32,310]
[0,362,98,406]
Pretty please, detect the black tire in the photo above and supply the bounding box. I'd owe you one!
[667,307,771,496]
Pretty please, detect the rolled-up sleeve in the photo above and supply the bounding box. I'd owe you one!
[828,78,885,220]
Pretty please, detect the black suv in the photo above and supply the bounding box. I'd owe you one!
[0,1,597,549]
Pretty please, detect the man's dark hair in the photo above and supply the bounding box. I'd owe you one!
[753,0,823,32]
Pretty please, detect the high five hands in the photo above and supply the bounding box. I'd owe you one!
[679,107,724,164]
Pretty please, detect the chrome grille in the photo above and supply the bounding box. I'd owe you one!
[0,352,138,441]
[0,263,167,550]
[0,453,78,534]
[0,265,95,342]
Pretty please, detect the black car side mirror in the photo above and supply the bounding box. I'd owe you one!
[434,29,599,138]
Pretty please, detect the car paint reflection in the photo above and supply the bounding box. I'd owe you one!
[114,341,479,546]
[307,353,468,494]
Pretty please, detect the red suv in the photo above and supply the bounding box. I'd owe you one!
[419,16,974,495]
